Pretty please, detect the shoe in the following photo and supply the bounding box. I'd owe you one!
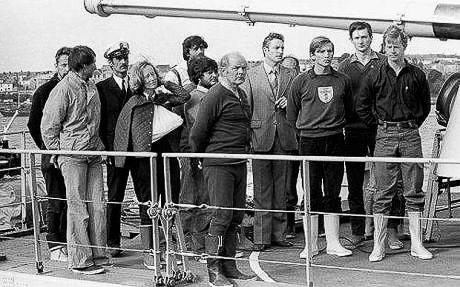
[300,215,319,259]
[324,215,352,257]
[286,232,296,239]
[50,246,67,262]
[369,214,388,262]
[108,247,123,258]
[252,244,269,252]
[271,240,293,247]
[72,265,105,275]
[206,235,232,287]
[408,212,433,260]
[349,234,365,247]
[0,253,6,262]
[387,228,404,250]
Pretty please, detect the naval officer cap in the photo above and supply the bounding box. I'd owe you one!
[104,41,130,59]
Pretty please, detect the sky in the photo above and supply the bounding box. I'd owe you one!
[1,0,460,72]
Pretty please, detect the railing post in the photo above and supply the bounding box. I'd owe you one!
[20,131,27,229]
[302,159,313,287]
[28,152,43,273]
[149,155,162,284]
[162,155,173,279]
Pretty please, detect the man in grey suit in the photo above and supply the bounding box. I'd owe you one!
[241,32,298,251]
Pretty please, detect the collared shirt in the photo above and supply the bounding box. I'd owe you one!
[263,61,280,92]
[112,74,128,91]
[41,71,104,152]
[287,68,352,137]
[356,60,431,127]
[338,51,385,130]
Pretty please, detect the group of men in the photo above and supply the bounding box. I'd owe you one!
[25,19,433,284]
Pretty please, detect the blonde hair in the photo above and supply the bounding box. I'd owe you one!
[129,60,159,94]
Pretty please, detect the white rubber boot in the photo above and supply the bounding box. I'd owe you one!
[408,212,433,260]
[300,215,318,258]
[324,215,352,257]
[369,214,387,262]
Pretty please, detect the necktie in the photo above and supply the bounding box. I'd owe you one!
[121,79,127,97]
[270,70,278,96]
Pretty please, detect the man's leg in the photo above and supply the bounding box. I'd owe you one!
[286,160,299,238]
[399,128,432,259]
[178,158,196,248]
[344,131,367,239]
[204,165,235,286]
[252,158,274,246]
[86,156,107,259]
[43,163,67,248]
[106,164,129,252]
[271,135,290,244]
[59,156,94,269]
[370,127,399,262]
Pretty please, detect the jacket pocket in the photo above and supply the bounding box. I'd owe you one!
[250,120,262,129]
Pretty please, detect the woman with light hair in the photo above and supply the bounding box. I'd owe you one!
[113,60,190,269]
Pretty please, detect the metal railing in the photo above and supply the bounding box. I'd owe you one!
[0,146,459,286]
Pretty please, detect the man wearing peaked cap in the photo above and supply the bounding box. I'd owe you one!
[97,41,133,258]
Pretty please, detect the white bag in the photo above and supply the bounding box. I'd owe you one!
[151,104,183,143]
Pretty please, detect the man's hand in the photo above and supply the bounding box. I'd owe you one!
[275,96,287,109]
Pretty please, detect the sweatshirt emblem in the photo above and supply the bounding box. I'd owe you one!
[318,86,333,103]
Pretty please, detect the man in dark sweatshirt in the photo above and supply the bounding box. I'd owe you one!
[189,52,255,287]
[287,36,352,258]
[27,46,71,261]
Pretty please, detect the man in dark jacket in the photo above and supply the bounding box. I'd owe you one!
[96,41,132,257]
[27,46,71,261]
[356,25,432,262]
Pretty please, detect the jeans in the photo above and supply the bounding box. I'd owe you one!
[204,163,247,236]
[373,125,425,214]
[58,155,106,269]
[299,133,344,213]
[41,154,67,249]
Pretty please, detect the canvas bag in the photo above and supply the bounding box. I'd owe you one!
[151,104,183,143]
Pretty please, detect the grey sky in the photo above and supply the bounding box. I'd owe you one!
[1,0,459,72]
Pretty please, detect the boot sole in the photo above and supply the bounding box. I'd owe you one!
[410,251,433,260]
[326,250,352,257]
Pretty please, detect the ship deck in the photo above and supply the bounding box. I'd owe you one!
[1,206,459,287]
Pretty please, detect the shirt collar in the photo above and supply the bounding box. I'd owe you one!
[350,50,379,63]
[196,84,209,93]
[383,58,410,73]
[68,71,87,86]
[112,73,128,90]
[307,66,337,78]
[263,61,280,76]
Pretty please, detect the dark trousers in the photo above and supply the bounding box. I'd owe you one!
[253,136,290,244]
[178,158,210,252]
[299,133,344,213]
[204,163,246,236]
[132,137,181,226]
[286,160,300,230]
[106,164,129,247]
[42,156,67,249]
[345,129,375,236]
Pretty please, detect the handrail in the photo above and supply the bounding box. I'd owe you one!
[163,152,460,164]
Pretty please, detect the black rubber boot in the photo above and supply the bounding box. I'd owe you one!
[222,227,256,280]
[205,235,232,287]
